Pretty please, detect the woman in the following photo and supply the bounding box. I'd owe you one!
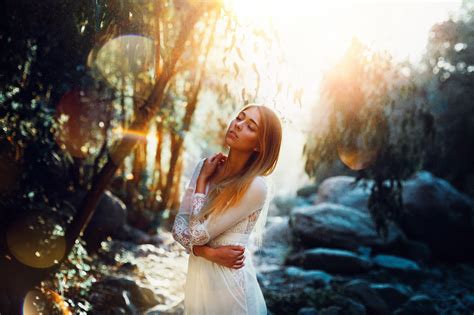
[172,103,282,315]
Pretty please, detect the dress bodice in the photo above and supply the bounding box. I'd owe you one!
[204,181,263,248]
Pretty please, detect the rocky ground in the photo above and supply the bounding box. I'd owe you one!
[80,170,474,314]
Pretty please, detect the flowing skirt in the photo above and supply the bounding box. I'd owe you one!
[184,237,267,315]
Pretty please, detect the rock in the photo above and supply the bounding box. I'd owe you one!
[318,306,343,315]
[315,176,372,212]
[289,202,404,252]
[145,303,184,315]
[311,171,474,261]
[284,266,332,287]
[259,267,319,314]
[271,195,308,216]
[134,244,168,258]
[113,223,165,246]
[341,279,390,315]
[297,183,319,198]
[369,283,412,311]
[372,254,421,272]
[254,216,293,268]
[263,216,293,247]
[90,277,163,313]
[69,190,127,252]
[297,307,318,315]
[328,294,367,315]
[399,171,474,261]
[285,247,372,274]
[462,292,474,309]
[393,294,439,315]
[383,238,432,264]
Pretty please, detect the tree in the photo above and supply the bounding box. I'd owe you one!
[418,0,474,196]
[0,0,220,312]
[0,0,287,311]
[303,38,435,238]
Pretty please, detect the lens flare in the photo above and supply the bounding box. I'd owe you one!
[23,288,71,315]
[6,215,66,269]
[337,142,378,171]
[108,127,149,165]
[336,131,382,171]
[54,89,109,158]
[88,34,161,100]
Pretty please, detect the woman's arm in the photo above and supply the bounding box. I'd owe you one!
[172,158,207,254]
[192,244,246,269]
[172,158,267,257]
[179,176,267,256]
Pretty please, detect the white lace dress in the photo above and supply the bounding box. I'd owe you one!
[172,158,268,315]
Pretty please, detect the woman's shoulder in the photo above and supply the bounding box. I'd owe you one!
[249,176,268,196]
[243,176,268,208]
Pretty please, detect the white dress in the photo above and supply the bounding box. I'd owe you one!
[172,158,268,315]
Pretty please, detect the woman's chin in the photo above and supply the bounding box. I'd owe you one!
[224,138,232,147]
[225,137,241,149]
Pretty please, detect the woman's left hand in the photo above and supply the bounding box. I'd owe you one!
[193,244,245,269]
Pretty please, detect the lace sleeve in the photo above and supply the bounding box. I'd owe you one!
[172,192,210,256]
[172,158,209,256]
[172,158,268,256]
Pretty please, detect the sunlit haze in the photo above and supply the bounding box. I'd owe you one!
[222,0,461,195]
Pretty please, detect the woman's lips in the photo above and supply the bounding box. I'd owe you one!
[228,130,238,139]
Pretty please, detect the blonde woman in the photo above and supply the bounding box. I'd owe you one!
[172,104,282,315]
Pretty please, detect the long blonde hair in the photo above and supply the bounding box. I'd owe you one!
[196,104,282,246]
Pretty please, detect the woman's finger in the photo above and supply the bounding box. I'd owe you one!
[233,263,244,269]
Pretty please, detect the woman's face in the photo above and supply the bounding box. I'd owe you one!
[225,107,261,152]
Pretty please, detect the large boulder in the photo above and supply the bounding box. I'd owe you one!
[255,216,293,267]
[311,171,474,261]
[289,202,405,253]
[369,283,412,312]
[271,195,309,217]
[285,247,372,274]
[393,294,439,315]
[315,176,372,212]
[90,277,163,314]
[341,279,391,315]
[399,171,474,261]
[68,190,127,251]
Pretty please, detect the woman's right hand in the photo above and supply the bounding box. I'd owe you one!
[207,245,246,269]
[200,152,226,180]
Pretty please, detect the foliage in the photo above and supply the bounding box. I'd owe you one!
[303,38,436,238]
[40,239,97,314]
[418,0,474,196]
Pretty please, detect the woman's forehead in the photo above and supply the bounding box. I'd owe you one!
[240,107,261,124]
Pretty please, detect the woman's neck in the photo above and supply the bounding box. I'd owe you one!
[215,149,252,183]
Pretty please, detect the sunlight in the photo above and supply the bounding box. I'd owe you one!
[222,0,461,194]
[221,0,461,123]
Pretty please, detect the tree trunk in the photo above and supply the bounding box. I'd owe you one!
[64,8,203,255]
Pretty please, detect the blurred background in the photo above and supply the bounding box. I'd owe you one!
[0,0,473,314]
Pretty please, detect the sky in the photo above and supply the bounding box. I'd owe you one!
[224,0,463,195]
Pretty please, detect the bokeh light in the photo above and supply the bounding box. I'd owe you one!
[6,215,66,269]
[337,143,378,171]
[54,89,110,158]
[23,288,71,315]
[88,34,161,100]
